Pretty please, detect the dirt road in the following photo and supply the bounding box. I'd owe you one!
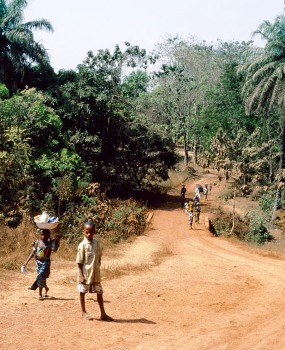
[1,172,285,350]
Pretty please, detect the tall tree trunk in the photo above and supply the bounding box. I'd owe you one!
[229,188,236,236]
[271,117,285,222]
[193,135,198,164]
[183,131,189,164]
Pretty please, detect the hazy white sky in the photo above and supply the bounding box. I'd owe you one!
[24,0,284,71]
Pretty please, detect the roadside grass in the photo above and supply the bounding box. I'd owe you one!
[101,246,173,280]
[0,213,173,280]
[0,218,36,270]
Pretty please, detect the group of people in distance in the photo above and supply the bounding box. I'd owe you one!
[180,183,211,229]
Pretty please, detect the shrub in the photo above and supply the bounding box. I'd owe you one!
[60,196,147,244]
[259,192,275,215]
[245,211,270,245]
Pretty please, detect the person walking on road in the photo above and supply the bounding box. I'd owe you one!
[76,220,113,321]
[22,228,61,300]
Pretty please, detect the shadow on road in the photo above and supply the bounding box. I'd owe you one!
[111,317,156,324]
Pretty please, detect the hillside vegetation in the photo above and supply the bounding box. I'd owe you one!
[0,1,285,253]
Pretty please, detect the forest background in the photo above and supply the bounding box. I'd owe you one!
[1,0,285,268]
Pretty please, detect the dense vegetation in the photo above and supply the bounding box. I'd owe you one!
[1,0,285,244]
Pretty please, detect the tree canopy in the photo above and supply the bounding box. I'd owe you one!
[0,4,285,232]
[0,0,55,91]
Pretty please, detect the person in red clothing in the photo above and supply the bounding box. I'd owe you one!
[23,229,60,300]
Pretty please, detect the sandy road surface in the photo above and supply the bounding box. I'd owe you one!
[1,172,285,350]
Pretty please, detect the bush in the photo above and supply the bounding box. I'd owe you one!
[211,208,270,245]
[60,196,148,244]
[259,192,275,215]
[211,210,246,238]
[211,211,232,236]
[245,211,270,245]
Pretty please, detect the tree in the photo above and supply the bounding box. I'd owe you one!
[238,14,285,217]
[121,70,149,99]
[142,37,224,164]
[51,44,176,196]
[0,0,54,91]
[0,87,90,221]
[0,126,32,226]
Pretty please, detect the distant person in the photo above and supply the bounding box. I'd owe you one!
[194,203,201,223]
[180,184,186,207]
[203,186,208,200]
[195,186,200,197]
[185,201,194,229]
[184,200,189,213]
[22,229,61,300]
[187,210,194,229]
[76,220,113,321]
[225,171,229,181]
[193,196,199,211]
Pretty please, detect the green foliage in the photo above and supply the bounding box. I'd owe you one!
[238,14,285,213]
[200,62,253,148]
[60,196,147,244]
[259,187,285,216]
[211,212,232,237]
[0,0,54,91]
[211,208,270,245]
[0,88,91,223]
[259,192,275,214]
[0,83,9,98]
[0,88,62,154]
[52,44,176,196]
[0,126,32,225]
[121,70,149,99]
[35,148,84,177]
[245,211,270,244]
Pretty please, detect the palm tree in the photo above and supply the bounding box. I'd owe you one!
[0,0,54,91]
[238,14,285,219]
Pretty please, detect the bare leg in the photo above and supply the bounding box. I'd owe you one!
[97,294,113,321]
[39,287,44,300]
[44,285,49,297]
[80,292,93,320]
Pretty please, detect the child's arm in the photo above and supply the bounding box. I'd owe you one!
[51,225,61,252]
[23,249,35,266]
[77,263,85,284]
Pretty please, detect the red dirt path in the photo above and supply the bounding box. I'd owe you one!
[1,170,285,350]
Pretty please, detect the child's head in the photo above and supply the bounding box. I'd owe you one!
[38,229,51,241]
[83,220,95,241]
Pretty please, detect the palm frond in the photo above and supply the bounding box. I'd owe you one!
[23,19,53,32]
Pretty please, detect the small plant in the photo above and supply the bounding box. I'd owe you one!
[259,192,275,215]
[245,211,270,245]
[212,214,231,236]
[219,189,235,202]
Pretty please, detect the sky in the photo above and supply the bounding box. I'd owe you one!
[24,0,284,72]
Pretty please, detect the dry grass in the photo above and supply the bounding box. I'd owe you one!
[0,217,78,270]
[0,217,37,270]
[101,245,173,281]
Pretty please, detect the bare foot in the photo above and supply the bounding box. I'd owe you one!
[100,315,114,322]
[44,287,49,298]
[82,313,93,320]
